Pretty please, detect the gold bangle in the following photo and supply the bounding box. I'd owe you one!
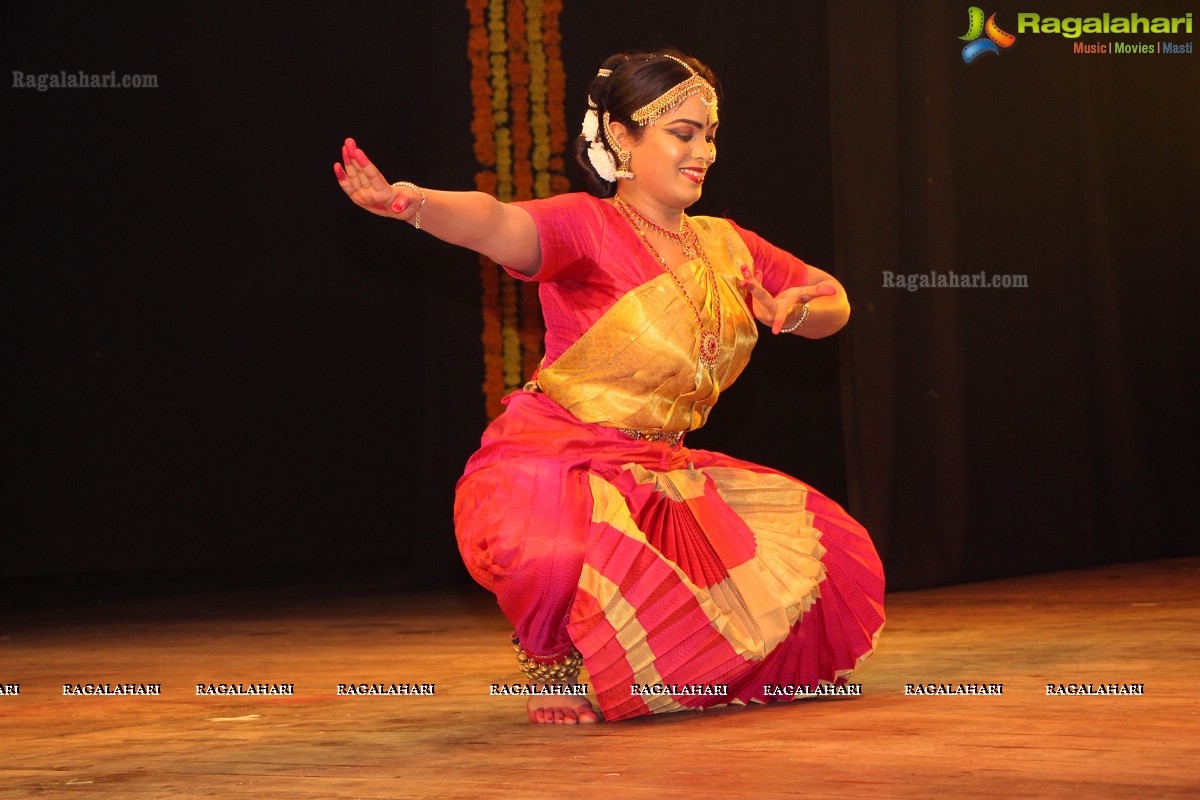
[391,181,426,229]
[782,303,810,333]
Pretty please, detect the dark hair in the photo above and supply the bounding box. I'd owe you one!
[571,49,722,198]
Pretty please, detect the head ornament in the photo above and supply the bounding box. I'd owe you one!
[630,54,718,126]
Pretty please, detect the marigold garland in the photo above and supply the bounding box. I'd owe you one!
[507,1,532,201]
[468,0,568,419]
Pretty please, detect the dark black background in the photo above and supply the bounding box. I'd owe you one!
[4,1,1196,598]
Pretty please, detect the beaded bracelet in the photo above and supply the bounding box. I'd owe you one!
[391,181,426,229]
[782,303,811,333]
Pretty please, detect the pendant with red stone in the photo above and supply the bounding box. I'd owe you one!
[699,330,720,369]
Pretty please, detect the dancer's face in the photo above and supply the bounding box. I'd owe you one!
[621,93,718,212]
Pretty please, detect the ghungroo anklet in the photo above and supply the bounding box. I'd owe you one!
[511,634,584,683]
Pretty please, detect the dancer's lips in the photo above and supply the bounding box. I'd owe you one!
[680,167,707,184]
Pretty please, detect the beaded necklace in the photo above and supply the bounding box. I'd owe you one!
[614,197,723,370]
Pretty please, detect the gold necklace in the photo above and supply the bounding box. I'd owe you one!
[614,197,723,369]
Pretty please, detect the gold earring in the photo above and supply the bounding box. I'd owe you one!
[603,111,635,179]
[616,149,633,179]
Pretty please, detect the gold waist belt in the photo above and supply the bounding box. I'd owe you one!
[616,428,685,447]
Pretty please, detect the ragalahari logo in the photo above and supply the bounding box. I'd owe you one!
[960,7,1017,62]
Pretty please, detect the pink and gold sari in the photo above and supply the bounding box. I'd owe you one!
[454,194,884,720]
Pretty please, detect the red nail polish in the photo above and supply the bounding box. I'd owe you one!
[392,200,407,213]
[353,151,369,167]
[333,163,347,181]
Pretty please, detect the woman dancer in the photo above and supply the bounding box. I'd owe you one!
[334,50,884,724]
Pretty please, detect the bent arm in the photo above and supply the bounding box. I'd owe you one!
[787,263,850,339]
[732,220,851,338]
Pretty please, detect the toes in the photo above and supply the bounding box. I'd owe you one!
[527,698,601,725]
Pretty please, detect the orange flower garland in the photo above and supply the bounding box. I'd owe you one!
[468,0,568,419]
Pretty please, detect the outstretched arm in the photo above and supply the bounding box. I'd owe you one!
[334,138,542,276]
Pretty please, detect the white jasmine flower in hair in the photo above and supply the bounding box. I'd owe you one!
[581,109,600,143]
[587,141,617,182]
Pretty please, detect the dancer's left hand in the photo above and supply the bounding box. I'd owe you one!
[738,265,837,335]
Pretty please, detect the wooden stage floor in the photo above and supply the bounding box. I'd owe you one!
[2,558,1197,799]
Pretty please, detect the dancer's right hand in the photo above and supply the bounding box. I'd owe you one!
[333,137,421,223]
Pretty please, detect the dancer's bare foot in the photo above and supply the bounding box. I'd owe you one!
[527,680,600,724]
